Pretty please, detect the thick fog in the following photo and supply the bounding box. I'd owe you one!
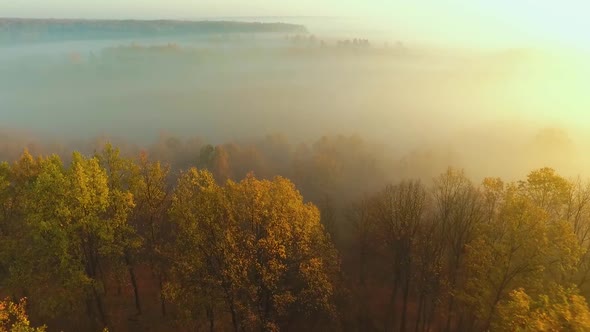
[2,18,590,181]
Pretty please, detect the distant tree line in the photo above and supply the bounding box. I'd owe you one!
[0,19,308,44]
[336,39,370,48]
[286,34,372,49]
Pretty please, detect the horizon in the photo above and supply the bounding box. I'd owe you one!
[4,1,590,50]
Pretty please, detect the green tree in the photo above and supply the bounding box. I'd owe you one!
[2,154,88,319]
[9,151,133,328]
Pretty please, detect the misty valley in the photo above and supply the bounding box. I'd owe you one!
[1,18,590,332]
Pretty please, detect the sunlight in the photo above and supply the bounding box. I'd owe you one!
[477,1,590,50]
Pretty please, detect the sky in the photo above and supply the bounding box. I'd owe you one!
[3,1,590,49]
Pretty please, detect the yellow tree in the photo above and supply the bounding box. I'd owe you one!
[518,167,571,219]
[132,150,171,316]
[168,170,338,331]
[495,285,590,331]
[96,144,142,314]
[461,174,584,331]
[167,168,229,331]
[517,168,587,282]
[0,298,46,332]
[66,152,113,326]
[566,178,590,296]
[223,174,338,331]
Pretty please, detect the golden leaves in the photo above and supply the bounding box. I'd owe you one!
[0,298,46,332]
[495,286,590,332]
[168,169,338,330]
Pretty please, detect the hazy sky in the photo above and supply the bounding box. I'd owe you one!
[3,1,590,49]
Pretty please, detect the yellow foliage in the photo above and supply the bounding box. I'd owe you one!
[495,286,590,332]
[168,169,338,330]
[0,298,46,332]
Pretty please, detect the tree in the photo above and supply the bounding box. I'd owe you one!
[211,146,232,183]
[432,168,483,331]
[412,212,445,332]
[1,154,89,320]
[167,170,339,331]
[319,194,337,242]
[8,151,133,328]
[96,144,142,314]
[347,195,379,331]
[495,285,590,332]
[518,167,571,219]
[166,168,226,331]
[225,174,338,331]
[372,181,427,332]
[0,298,46,332]
[132,150,171,316]
[565,178,590,296]
[198,144,232,183]
[461,176,584,331]
[461,191,549,330]
[64,152,116,327]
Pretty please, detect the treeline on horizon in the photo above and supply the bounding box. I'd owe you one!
[2,133,590,331]
[0,19,308,44]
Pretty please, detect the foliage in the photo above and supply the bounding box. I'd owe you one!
[167,170,338,331]
[0,298,46,332]
[2,143,590,332]
[495,285,590,331]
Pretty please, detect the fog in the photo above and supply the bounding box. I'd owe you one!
[2,18,590,181]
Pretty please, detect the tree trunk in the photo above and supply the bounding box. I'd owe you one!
[125,251,141,314]
[445,295,455,332]
[386,272,400,332]
[414,292,424,332]
[401,270,412,332]
[229,301,239,332]
[425,296,438,332]
[445,262,460,332]
[158,273,167,316]
[92,284,108,329]
[206,306,215,332]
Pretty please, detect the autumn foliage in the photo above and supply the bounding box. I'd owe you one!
[1,144,590,331]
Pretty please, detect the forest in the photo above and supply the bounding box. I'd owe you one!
[3,13,590,332]
[2,134,590,332]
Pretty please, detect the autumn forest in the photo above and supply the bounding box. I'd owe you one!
[1,134,590,332]
[3,15,590,332]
